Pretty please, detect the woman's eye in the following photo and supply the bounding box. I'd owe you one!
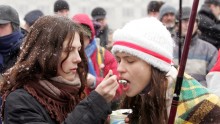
[127,59,135,63]
[116,59,121,63]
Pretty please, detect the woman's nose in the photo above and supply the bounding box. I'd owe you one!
[73,52,81,63]
[117,61,126,73]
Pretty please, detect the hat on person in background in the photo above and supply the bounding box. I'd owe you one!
[72,13,95,40]
[0,5,20,25]
[24,10,44,27]
[54,0,69,12]
[112,17,174,72]
[91,7,106,21]
[147,1,164,14]
[205,0,220,5]
[159,4,177,20]
[176,6,199,22]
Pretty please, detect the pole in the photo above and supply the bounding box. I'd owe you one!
[178,0,182,64]
[168,0,199,124]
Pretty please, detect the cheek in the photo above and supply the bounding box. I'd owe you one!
[57,57,68,74]
[61,59,71,71]
[133,66,151,90]
[136,70,151,88]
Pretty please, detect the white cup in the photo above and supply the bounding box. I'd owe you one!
[110,109,132,124]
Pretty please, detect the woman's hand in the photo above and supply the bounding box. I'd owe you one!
[95,70,119,103]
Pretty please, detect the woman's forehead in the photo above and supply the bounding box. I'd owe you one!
[115,52,137,59]
[63,32,80,47]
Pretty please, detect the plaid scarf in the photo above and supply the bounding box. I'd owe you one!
[175,74,220,123]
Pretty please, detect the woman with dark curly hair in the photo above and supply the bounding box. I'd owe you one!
[1,15,118,124]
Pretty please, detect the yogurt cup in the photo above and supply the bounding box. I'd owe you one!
[110,109,132,124]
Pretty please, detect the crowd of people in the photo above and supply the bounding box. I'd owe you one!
[1,0,220,123]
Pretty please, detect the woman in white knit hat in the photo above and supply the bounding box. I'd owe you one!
[111,17,220,124]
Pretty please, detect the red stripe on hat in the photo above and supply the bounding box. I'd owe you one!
[113,41,172,64]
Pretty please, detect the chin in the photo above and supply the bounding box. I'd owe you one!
[126,91,136,97]
[63,76,75,81]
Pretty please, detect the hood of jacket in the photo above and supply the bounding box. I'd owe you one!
[72,14,95,40]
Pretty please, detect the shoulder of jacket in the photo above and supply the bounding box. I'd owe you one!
[7,88,32,101]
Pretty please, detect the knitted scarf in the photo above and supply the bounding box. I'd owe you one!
[0,30,23,72]
[24,74,82,123]
[85,39,97,76]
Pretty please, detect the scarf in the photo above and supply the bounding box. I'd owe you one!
[24,74,82,123]
[0,30,23,72]
[85,39,97,76]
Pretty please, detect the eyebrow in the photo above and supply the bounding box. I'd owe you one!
[117,55,136,59]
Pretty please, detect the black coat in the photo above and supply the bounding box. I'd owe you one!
[198,4,220,49]
[3,89,111,124]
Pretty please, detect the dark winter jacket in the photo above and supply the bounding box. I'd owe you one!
[173,34,218,86]
[3,89,111,124]
[198,4,220,49]
[0,28,26,124]
[97,25,108,48]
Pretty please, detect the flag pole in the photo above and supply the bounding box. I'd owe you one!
[168,0,199,123]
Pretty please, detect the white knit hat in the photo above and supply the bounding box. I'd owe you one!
[112,17,174,72]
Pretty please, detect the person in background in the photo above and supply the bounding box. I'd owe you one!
[198,0,220,49]
[111,17,220,124]
[72,13,122,101]
[0,5,26,74]
[106,28,114,51]
[173,7,218,86]
[159,4,177,36]
[0,5,26,124]
[91,7,109,48]
[147,0,164,18]
[54,0,69,17]
[1,15,119,124]
[24,9,44,31]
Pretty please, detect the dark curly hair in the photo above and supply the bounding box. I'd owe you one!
[1,15,88,98]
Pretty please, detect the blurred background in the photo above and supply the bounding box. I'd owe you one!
[1,0,205,30]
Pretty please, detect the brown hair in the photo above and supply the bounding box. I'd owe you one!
[1,15,88,98]
[120,67,168,124]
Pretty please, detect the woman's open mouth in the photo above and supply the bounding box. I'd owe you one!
[118,79,130,91]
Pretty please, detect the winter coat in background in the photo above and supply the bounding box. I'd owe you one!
[4,88,111,124]
[206,50,220,97]
[72,14,122,98]
[85,47,121,94]
[173,34,218,86]
[0,28,26,124]
[198,4,220,49]
[96,25,109,48]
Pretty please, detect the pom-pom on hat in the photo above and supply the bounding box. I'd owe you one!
[112,17,174,72]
